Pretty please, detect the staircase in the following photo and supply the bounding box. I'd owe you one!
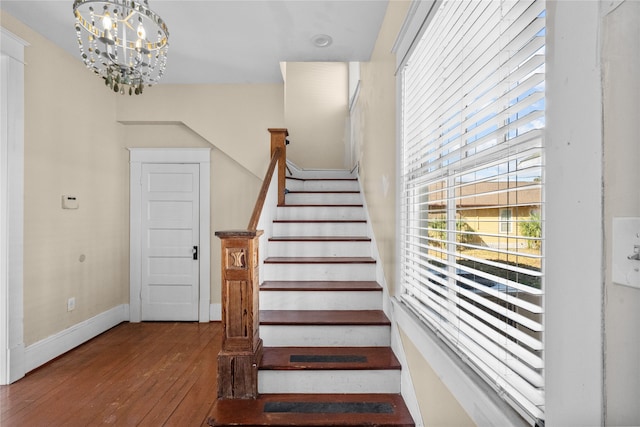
[210,169,414,426]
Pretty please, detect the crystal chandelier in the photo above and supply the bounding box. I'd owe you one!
[73,0,169,95]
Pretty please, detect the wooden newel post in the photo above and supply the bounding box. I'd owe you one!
[214,230,264,399]
[268,128,288,206]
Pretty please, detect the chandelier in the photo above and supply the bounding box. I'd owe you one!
[73,0,169,95]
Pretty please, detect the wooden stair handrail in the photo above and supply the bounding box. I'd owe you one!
[269,128,288,207]
[247,128,288,230]
[214,128,288,400]
[247,147,281,231]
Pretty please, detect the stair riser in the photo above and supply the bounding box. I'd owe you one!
[267,241,371,258]
[276,206,365,221]
[258,370,401,394]
[261,325,391,347]
[288,170,354,179]
[260,291,381,311]
[285,193,362,205]
[263,263,376,281]
[286,180,360,192]
[272,222,367,237]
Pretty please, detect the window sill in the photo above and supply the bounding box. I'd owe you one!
[392,298,531,427]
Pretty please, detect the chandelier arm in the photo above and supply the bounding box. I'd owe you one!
[123,10,136,23]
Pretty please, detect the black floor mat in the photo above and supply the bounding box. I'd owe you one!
[263,402,394,414]
[289,355,367,363]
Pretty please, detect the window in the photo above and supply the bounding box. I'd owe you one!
[500,208,513,233]
[399,0,545,424]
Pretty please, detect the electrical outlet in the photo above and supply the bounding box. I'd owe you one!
[67,297,76,312]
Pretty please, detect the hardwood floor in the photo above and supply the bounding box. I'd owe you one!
[0,322,221,426]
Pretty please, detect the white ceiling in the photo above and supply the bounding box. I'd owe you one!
[1,0,389,84]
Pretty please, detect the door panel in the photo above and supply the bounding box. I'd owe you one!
[141,163,199,321]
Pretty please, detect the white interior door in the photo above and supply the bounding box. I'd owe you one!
[141,163,199,321]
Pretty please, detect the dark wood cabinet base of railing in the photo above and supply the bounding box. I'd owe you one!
[217,340,263,399]
[215,230,263,399]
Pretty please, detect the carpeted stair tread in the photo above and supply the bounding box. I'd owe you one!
[208,393,415,426]
[260,347,401,370]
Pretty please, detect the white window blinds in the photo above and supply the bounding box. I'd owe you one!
[400,0,545,423]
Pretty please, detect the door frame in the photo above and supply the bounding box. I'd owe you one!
[1,28,28,385]
[129,148,211,322]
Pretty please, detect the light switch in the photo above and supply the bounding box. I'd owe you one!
[62,195,79,209]
[612,217,640,289]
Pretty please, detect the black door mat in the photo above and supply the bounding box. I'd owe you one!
[289,355,367,363]
[264,402,394,414]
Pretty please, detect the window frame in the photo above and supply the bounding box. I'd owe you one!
[394,2,606,426]
[394,1,545,425]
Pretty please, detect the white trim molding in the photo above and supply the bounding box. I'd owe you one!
[392,0,439,74]
[0,28,28,62]
[209,303,221,322]
[25,305,129,373]
[128,148,211,323]
[1,27,28,385]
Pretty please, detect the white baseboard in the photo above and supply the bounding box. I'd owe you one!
[389,311,424,427]
[7,342,25,384]
[25,304,129,373]
[209,303,221,321]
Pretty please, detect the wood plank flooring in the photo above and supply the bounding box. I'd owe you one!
[0,322,221,427]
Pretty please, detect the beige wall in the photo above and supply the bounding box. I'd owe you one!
[1,11,128,345]
[352,1,405,296]
[115,83,285,179]
[352,2,475,425]
[1,10,284,346]
[284,62,348,169]
[400,330,476,427]
[602,1,640,424]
